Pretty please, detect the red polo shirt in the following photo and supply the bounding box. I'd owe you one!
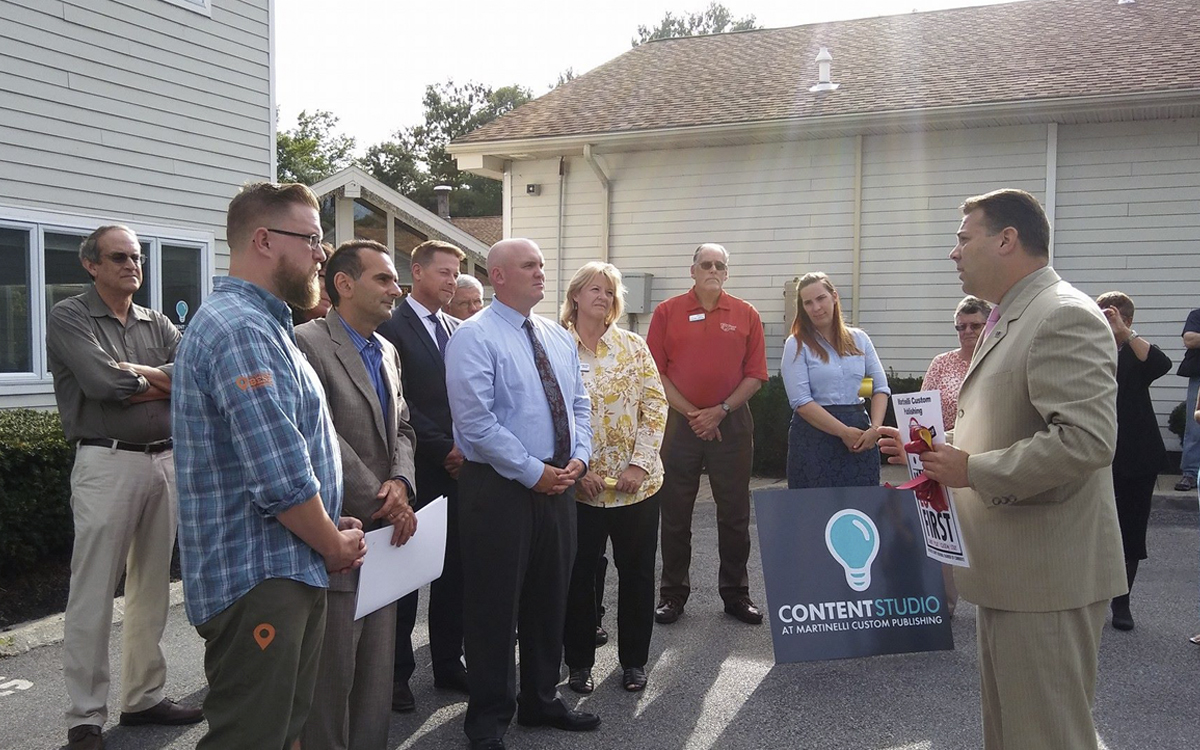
[646,288,769,409]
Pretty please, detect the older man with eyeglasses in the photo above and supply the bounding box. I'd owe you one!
[47,225,203,750]
[645,243,769,626]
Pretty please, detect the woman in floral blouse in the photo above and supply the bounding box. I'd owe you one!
[920,294,991,615]
[559,261,668,695]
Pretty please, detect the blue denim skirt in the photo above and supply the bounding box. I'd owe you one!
[786,403,880,489]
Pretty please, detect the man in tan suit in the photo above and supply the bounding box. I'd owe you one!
[296,239,418,750]
[883,189,1126,750]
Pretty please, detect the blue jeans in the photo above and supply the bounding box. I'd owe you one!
[1182,376,1200,479]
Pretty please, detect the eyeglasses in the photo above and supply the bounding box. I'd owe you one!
[267,228,324,250]
[104,252,145,266]
[955,323,985,332]
[697,260,728,271]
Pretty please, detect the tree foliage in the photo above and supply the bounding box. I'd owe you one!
[362,81,532,217]
[275,110,356,185]
[633,2,760,46]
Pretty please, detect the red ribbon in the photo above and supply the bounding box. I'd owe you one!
[892,422,949,513]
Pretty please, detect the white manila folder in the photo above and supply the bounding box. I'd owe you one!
[353,496,447,620]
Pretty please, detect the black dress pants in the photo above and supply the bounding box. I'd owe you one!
[459,461,576,742]
[563,496,660,670]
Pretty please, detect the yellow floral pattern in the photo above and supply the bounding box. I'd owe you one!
[572,324,668,507]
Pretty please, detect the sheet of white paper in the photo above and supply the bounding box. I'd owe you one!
[891,391,970,568]
[354,496,447,620]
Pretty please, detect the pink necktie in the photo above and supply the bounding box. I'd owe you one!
[981,307,1002,343]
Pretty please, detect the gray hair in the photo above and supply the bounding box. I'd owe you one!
[456,274,484,293]
[79,225,133,265]
[954,295,992,319]
[691,243,729,265]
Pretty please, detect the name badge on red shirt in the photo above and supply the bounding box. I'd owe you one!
[689,313,706,322]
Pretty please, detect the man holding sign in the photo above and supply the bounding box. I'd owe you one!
[881,189,1125,750]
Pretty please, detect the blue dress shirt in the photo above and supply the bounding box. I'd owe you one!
[444,298,592,488]
[781,328,890,410]
[172,276,343,625]
[339,316,389,419]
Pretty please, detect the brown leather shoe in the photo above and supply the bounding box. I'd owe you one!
[724,597,764,625]
[119,698,204,726]
[654,598,684,624]
[67,724,104,750]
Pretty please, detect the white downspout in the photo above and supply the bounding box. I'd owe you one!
[556,156,566,310]
[850,134,864,326]
[1045,122,1058,263]
[583,144,610,263]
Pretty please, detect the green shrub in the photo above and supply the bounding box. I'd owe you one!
[883,368,926,428]
[749,375,789,477]
[1169,400,1187,439]
[0,409,75,578]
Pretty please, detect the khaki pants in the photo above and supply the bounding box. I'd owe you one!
[977,600,1108,750]
[63,445,177,729]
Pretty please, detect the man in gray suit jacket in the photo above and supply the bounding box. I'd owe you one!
[884,189,1125,750]
[296,239,418,750]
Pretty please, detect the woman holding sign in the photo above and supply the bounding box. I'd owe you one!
[782,272,890,489]
[559,262,668,694]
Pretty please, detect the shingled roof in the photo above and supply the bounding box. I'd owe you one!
[455,0,1200,148]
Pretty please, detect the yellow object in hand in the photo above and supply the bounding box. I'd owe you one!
[604,477,618,489]
[858,377,873,399]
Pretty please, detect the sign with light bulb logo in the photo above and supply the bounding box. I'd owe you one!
[754,486,954,663]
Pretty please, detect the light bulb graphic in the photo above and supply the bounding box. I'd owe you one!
[175,300,189,324]
[825,509,880,592]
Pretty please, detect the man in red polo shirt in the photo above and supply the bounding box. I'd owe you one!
[646,243,769,625]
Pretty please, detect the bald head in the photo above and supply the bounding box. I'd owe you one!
[487,238,545,315]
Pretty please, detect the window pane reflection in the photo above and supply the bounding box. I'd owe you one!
[162,245,201,331]
[0,227,32,373]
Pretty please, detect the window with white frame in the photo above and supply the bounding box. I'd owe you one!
[160,0,212,17]
[0,217,211,382]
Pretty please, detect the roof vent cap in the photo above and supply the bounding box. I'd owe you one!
[809,47,840,92]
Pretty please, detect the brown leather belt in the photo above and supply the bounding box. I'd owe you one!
[78,438,173,454]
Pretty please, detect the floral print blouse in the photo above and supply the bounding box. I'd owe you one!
[572,324,668,507]
[922,350,971,433]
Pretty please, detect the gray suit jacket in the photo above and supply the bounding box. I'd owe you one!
[953,266,1127,612]
[296,308,417,593]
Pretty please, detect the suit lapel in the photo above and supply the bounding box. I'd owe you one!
[401,300,445,369]
[962,267,1061,386]
[328,309,391,448]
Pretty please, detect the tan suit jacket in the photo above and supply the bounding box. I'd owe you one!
[295,308,417,593]
[953,266,1126,612]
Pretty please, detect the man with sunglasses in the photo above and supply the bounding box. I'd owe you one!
[645,243,769,626]
[47,225,202,750]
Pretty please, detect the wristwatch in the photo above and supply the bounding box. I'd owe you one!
[720,402,731,413]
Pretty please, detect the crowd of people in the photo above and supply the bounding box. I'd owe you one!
[44,183,1182,750]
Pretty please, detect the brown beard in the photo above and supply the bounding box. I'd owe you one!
[274,257,319,310]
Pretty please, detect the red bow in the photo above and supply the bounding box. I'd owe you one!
[896,422,949,513]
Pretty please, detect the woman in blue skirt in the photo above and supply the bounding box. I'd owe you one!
[782,272,890,489]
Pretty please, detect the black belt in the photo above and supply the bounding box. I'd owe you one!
[78,438,173,454]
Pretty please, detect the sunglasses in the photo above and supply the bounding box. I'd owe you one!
[697,260,728,271]
[955,323,985,332]
[104,252,146,266]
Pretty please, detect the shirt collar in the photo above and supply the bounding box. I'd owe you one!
[489,297,531,330]
[686,287,730,312]
[570,322,616,355]
[83,284,152,323]
[213,276,294,330]
[406,295,436,320]
[338,315,381,356]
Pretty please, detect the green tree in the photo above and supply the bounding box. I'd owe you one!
[363,81,532,217]
[632,2,760,46]
[275,109,356,184]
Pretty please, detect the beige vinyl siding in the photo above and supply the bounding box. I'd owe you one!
[1054,118,1200,449]
[858,125,1049,379]
[0,0,272,262]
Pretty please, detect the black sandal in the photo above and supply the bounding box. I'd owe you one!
[568,667,594,694]
[622,666,647,692]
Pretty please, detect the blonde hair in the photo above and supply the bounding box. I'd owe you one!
[560,262,626,329]
[790,272,861,363]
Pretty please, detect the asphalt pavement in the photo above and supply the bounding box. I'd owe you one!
[1,472,1196,750]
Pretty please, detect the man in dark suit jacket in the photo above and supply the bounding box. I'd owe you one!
[377,240,471,710]
[296,240,418,750]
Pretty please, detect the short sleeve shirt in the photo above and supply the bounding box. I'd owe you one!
[646,289,769,409]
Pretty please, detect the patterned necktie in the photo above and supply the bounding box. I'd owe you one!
[428,313,449,357]
[980,306,1002,344]
[523,319,571,467]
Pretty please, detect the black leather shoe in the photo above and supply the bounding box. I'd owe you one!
[595,625,609,646]
[1112,596,1134,631]
[391,680,416,712]
[66,724,103,750]
[724,597,764,625]
[469,738,506,750]
[655,598,684,624]
[516,708,601,731]
[119,698,204,726]
[434,668,470,694]
[568,667,594,694]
